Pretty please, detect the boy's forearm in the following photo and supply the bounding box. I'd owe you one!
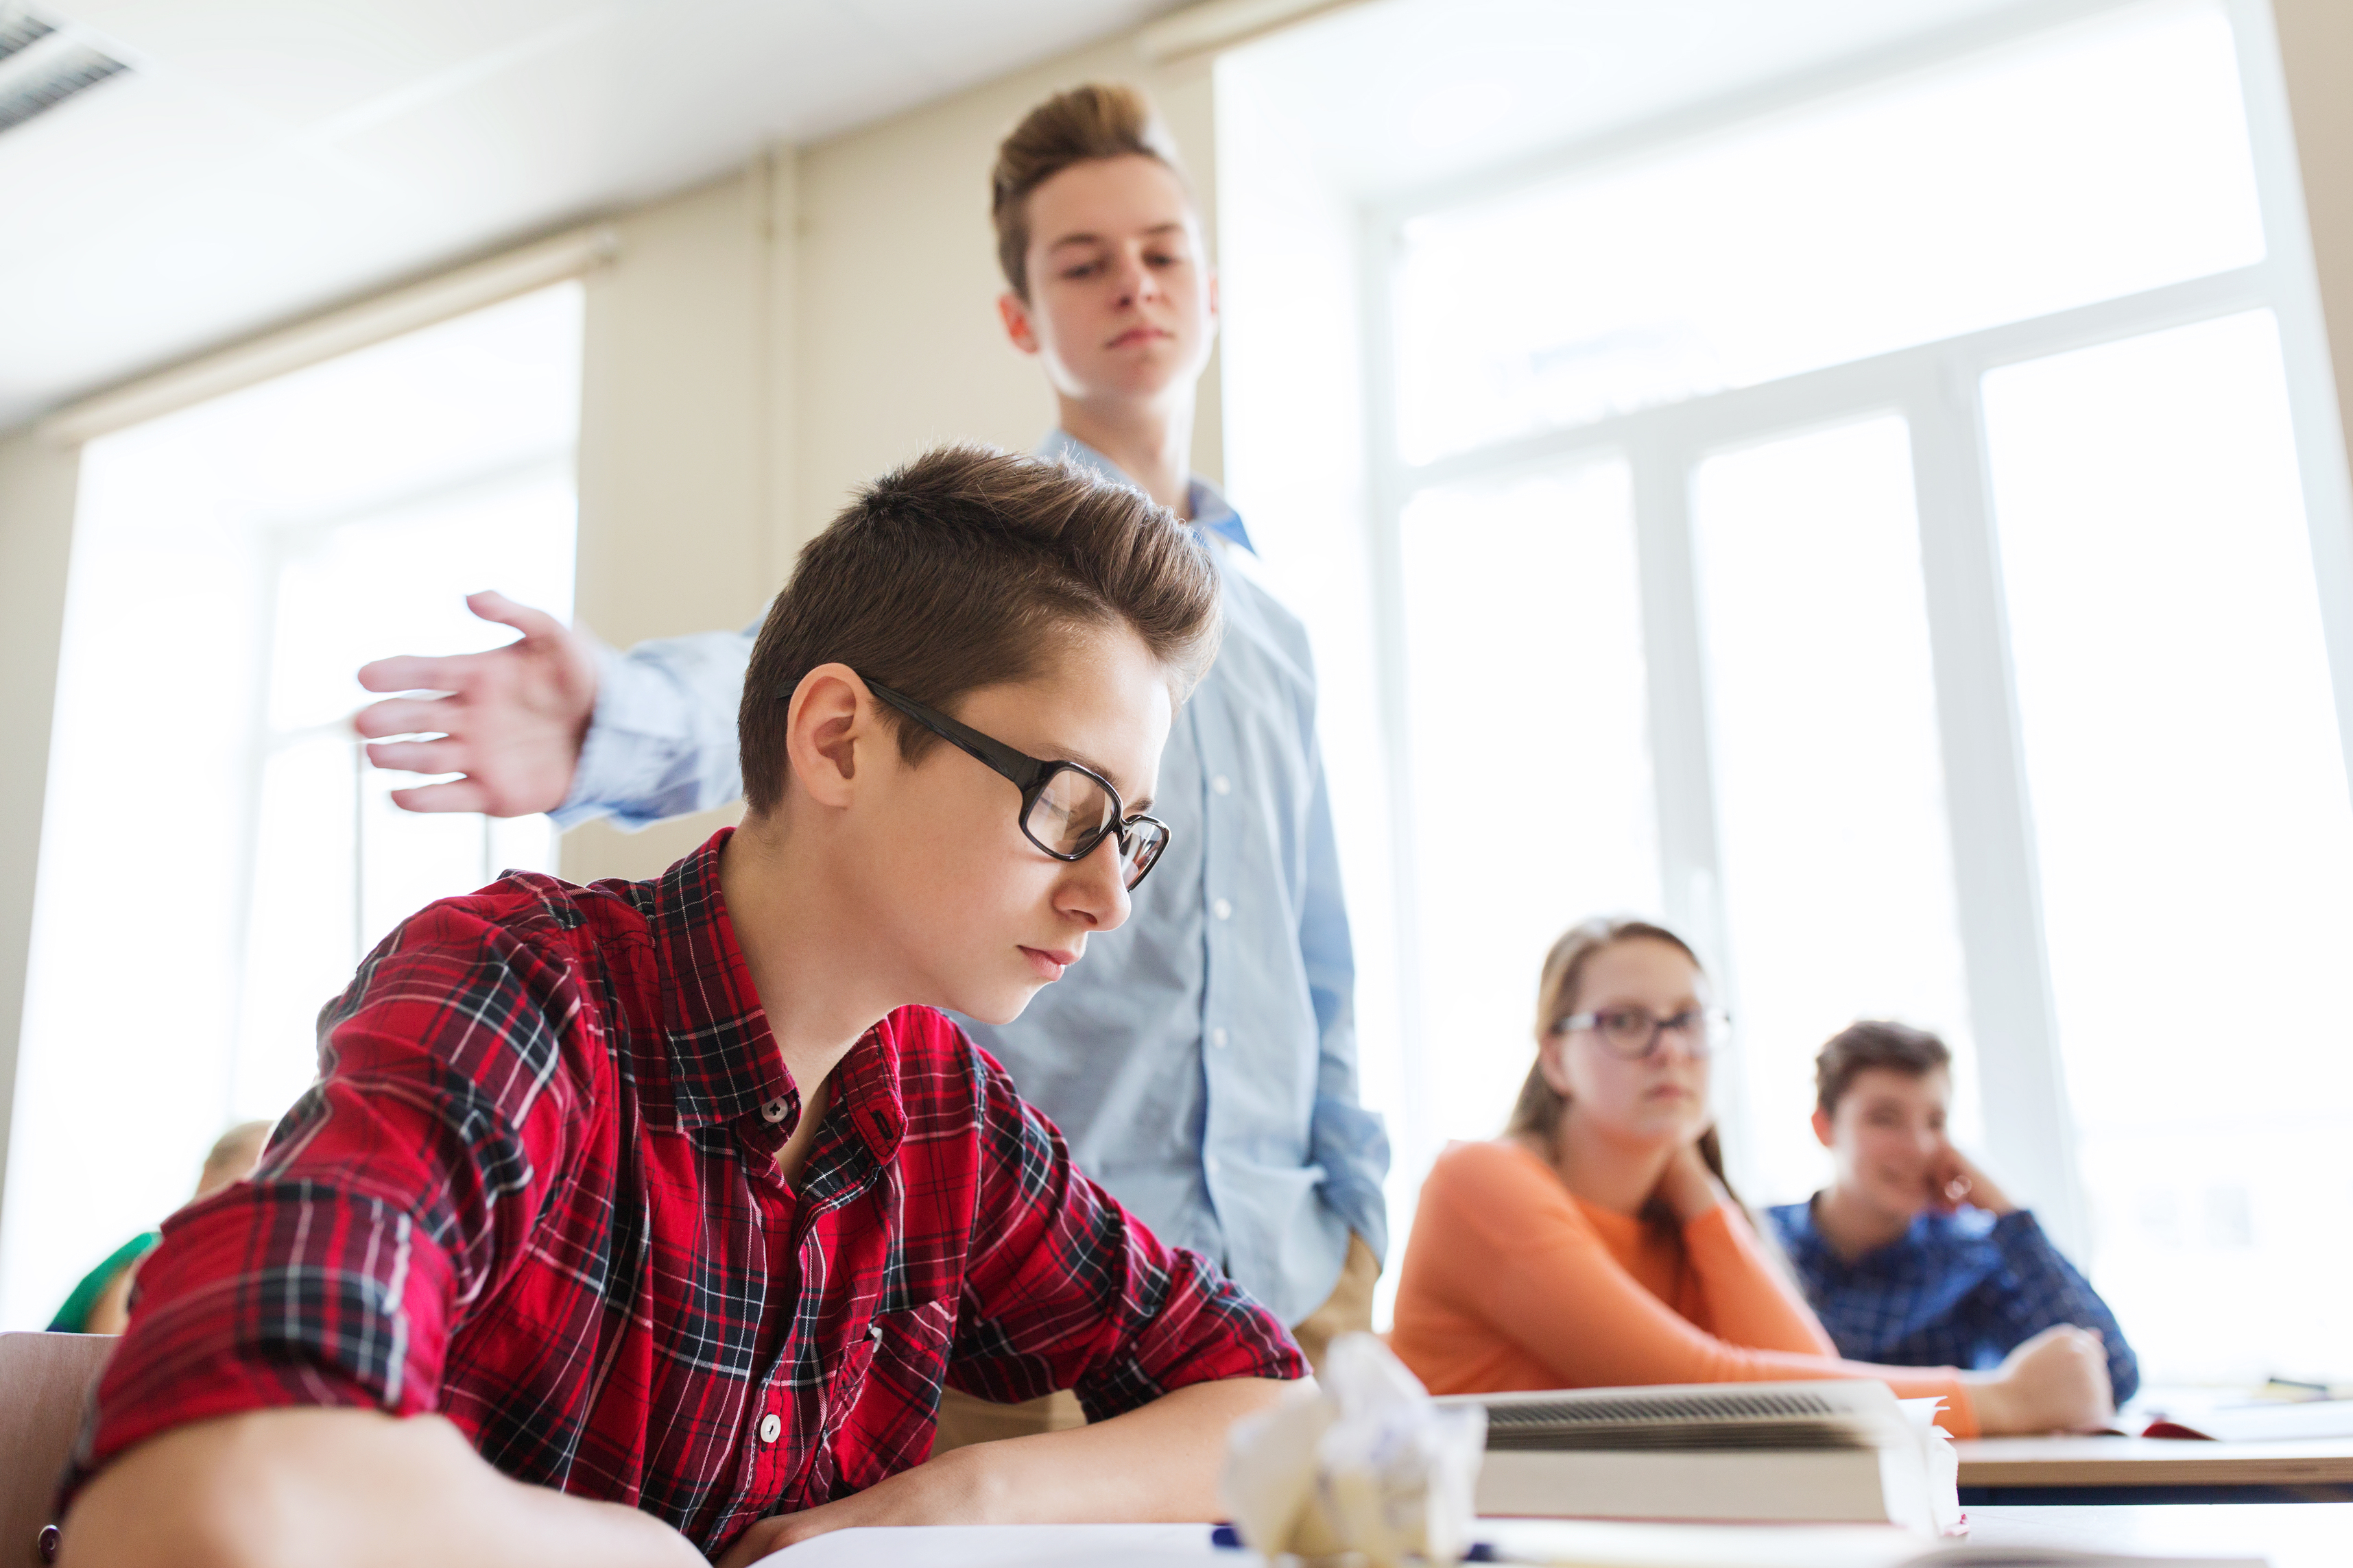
[735,1377,1292,1560]
[60,1408,704,1568]
[960,1375,1292,1520]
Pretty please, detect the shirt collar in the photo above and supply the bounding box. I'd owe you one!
[646,829,906,1166]
[1778,1196,1836,1267]
[1036,429,1256,555]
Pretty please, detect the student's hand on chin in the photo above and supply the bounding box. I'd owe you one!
[1925,1146,1972,1214]
[1656,1136,1727,1224]
[1928,1144,2016,1216]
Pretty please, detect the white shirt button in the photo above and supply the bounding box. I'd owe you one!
[1213,897,1233,921]
[1205,1155,1221,1179]
[760,1098,790,1124]
[1210,1026,1230,1049]
[869,1320,885,1344]
[758,1412,783,1444]
[1212,774,1232,795]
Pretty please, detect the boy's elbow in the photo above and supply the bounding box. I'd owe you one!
[60,1419,284,1568]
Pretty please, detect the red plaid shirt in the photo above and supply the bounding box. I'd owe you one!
[71,830,1302,1556]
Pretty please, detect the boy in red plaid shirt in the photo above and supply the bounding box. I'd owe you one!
[60,446,1304,1568]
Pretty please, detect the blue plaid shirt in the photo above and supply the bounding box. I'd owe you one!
[1767,1198,2139,1405]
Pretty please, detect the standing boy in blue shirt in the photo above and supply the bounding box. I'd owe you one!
[355,85,1387,1441]
[1767,1020,2139,1403]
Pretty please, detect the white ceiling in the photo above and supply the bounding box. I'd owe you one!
[0,0,1181,432]
[1,0,2125,435]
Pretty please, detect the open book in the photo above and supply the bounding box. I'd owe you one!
[2140,1395,2353,1442]
[1435,1382,1957,1532]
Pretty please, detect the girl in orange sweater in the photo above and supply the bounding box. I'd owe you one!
[1388,917,2112,1436]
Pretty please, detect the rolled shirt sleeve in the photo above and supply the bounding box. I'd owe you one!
[554,621,759,830]
[1984,1209,2142,1404]
[67,905,587,1499]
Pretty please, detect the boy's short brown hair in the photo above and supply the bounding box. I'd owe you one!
[991,82,1186,299]
[1814,1020,1952,1115]
[737,444,1221,817]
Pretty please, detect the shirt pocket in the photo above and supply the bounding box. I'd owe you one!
[826,1295,959,1489]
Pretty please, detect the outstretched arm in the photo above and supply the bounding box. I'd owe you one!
[355,590,598,817]
[356,593,759,827]
[715,1377,1288,1565]
[60,1408,702,1568]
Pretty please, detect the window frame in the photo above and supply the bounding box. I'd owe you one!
[1352,0,2353,1259]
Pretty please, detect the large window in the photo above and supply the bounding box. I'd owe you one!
[1358,0,2353,1382]
[0,285,582,1331]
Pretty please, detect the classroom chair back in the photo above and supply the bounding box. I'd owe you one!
[0,1332,112,1566]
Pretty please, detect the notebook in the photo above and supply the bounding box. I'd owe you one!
[2140,1397,2353,1443]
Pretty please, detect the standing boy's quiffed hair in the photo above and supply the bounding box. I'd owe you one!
[737,444,1222,817]
[991,82,1186,299]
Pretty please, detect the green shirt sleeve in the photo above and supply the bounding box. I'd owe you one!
[47,1231,163,1332]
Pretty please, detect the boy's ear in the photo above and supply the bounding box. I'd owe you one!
[784,664,871,809]
[999,291,1041,356]
[1811,1107,1836,1149]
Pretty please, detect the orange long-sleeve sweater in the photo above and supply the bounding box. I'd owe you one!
[1390,1139,1980,1436]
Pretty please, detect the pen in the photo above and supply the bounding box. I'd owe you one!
[1209,1523,1502,1560]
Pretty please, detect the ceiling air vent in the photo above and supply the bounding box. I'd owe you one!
[0,11,55,62]
[0,9,128,136]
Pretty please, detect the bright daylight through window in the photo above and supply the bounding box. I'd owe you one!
[1368,0,2350,1383]
[0,285,582,1331]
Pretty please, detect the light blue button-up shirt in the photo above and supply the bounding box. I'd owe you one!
[553,433,1389,1325]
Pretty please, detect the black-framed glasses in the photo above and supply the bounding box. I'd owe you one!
[1552,1006,1731,1061]
[854,677,1171,891]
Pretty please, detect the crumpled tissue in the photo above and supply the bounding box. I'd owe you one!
[1218,1332,1487,1567]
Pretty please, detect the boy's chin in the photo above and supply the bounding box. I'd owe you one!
[942,980,1047,1029]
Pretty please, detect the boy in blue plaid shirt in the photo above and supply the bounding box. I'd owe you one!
[1767,1021,2139,1405]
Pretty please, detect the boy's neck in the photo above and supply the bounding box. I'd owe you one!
[1810,1183,1916,1261]
[714,820,895,1148]
[1055,392,1194,518]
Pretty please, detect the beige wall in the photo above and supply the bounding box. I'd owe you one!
[558,158,796,881]
[793,37,1219,540]
[2276,0,2353,468]
[0,431,81,1230]
[560,27,1223,881]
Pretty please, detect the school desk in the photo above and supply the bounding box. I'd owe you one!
[750,1504,2352,1567]
[1955,1434,2353,1504]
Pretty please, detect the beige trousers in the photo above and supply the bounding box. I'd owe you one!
[930,1233,1380,1454]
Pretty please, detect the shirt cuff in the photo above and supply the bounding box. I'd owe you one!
[1310,1096,1392,1262]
